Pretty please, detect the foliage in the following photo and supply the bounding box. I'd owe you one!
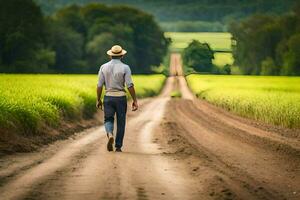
[46,19,86,73]
[0,74,166,134]
[0,1,169,73]
[182,40,214,72]
[0,0,47,72]
[260,57,277,75]
[34,0,296,32]
[229,5,300,75]
[281,34,300,76]
[222,64,231,75]
[187,74,300,128]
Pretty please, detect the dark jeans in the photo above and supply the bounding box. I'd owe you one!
[103,95,127,148]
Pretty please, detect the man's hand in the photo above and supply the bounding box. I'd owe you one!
[96,100,103,110]
[132,100,138,111]
[128,86,138,111]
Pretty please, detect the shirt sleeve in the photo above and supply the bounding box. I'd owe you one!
[97,66,105,87]
[124,65,134,88]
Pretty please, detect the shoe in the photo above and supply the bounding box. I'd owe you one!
[107,135,114,152]
[115,148,122,152]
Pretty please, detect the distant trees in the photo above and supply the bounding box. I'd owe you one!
[0,0,51,72]
[182,40,214,72]
[230,5,300,76]
[281,34,300,76]
[46,20,86,73]
[34,0,296,25]
[0,1,169,73]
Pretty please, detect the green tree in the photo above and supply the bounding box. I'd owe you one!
[111,6,170,73]
[0,1,169,73]
[55,4,87,36]
[86,22,136,72]
[0,0,45,71]
[229,1,300,76]
[46,20,85,73]
[63,3,169,73]
[86,33,115,70]
[281,34,300,75]
[222,64,231,75]
[260,57,278,75]
[230,15,280,74]
[182,40,214,72]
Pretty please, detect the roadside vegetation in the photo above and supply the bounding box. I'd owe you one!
[229,5,300,75]
[0,74,166,135]
[187,75,300,128]
[182,40,214,73]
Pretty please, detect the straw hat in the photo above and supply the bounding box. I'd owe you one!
[107,45,127,56]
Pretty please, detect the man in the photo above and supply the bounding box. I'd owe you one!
[96,45,138,152]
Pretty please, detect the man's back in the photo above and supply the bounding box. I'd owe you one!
[98,59,133,95]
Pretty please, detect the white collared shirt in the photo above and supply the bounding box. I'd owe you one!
[98,59,134,96]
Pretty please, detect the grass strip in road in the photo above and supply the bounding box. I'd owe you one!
[187,74,300,129]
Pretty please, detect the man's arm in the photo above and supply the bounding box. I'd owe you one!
[96,67,105,110]
[96,85,103,110]
[125,65,138,111]
[128,86,138,111]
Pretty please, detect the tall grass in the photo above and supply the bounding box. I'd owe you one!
[0,74,166,134]
[187,75,300,128]
[133,75,166,98]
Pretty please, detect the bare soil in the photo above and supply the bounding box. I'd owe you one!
[0,53,299,200]
[0,112,104,157]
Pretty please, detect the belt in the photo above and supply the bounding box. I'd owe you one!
[105,91,127,97]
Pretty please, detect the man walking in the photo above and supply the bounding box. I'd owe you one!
[96,45,138,152]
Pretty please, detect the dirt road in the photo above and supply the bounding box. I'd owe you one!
[0,54,299,200]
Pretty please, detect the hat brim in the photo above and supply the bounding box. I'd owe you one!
[107,49,127,56]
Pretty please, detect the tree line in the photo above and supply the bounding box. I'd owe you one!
[230,4,300,75]
[182,40,231,75]
[35,0,296,32]
[0,0,169,73]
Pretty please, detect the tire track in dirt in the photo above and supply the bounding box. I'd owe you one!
[0,77,204,200]
[167,53,300,200]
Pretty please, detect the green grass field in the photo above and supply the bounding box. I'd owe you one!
[212,52,234,67]
[0,74,166,134]
[165,32,234,68]
[165,32,232,52]
[187,75,300,128]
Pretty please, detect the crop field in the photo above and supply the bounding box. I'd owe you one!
[212,52,234,67]
[165,32,232,52]
[187,75,300,128]
[0,74,166,134]
[165,32,234,68]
